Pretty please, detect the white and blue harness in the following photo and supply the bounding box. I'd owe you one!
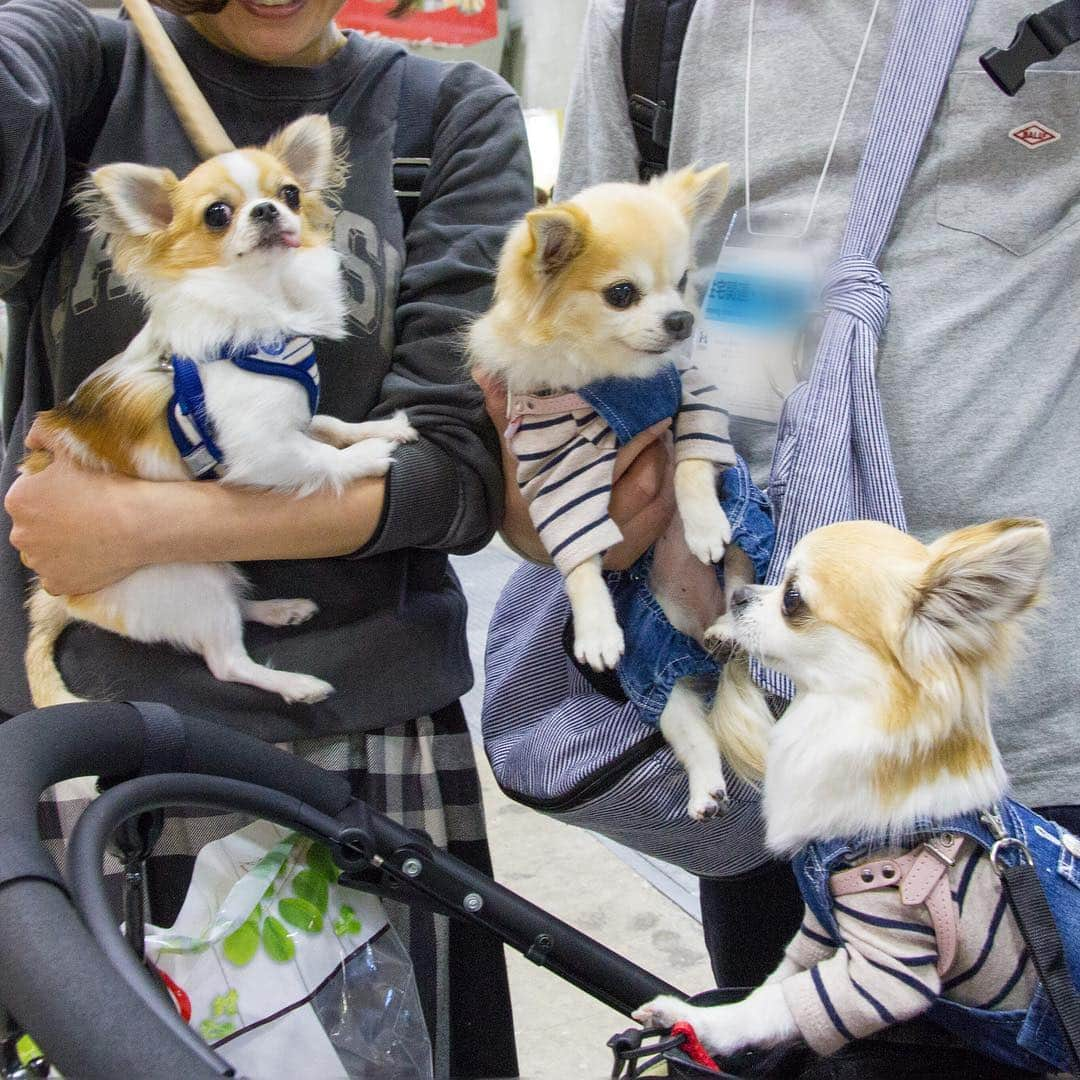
[167,336,320,479]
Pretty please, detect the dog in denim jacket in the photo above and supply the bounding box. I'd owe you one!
[470,168,777,820]
[637,519,1080,1075]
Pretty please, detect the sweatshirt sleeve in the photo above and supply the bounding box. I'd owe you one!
[0,0,113,296]
[556,0,640,200]
[361,62,534,558]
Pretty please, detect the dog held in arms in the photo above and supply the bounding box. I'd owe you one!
[24,115,416,708]
[637,518,1080,1076]
[470,166,776,820]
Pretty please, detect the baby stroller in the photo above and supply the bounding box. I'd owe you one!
[0,700,786,1080]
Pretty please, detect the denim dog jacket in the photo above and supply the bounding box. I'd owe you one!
[793,798,1080,1073]
[613,455,775,724]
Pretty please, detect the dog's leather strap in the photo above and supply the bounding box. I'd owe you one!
[829,833,962,976]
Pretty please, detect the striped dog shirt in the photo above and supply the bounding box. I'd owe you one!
[508,363,736,576]
[782,837,1037,1056]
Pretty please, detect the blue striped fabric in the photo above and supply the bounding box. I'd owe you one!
[760,0,974,697]
[482,561,771,877]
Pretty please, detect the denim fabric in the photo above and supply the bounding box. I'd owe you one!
[791,798,1080,1073]
[613,457,775,724]
[579,362,682,446]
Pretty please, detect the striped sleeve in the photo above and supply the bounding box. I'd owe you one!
[673,364,737,467]
[781,888,941,1054]
[785,907,838,970]
[511,409,623,576]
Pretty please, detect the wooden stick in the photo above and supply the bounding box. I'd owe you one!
[120,0,235,160]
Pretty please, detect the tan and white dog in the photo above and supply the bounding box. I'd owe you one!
[470,167,764,820]
[636,518,1053,1060]
[25,115,415,708]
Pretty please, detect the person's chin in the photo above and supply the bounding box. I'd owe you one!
[213,0,336,64]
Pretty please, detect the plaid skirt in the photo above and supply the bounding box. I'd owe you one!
[36,702,518,1080]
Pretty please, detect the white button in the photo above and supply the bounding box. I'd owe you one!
[1063,833,1080,858]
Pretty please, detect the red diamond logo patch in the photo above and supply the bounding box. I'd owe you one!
[1009,121,1061,149]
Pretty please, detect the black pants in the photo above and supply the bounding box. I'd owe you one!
[697,803,1080,1075]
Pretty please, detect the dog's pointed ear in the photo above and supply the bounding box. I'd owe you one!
[266,114,346,193]
[905,518,1050,666]
[525,203,590,276]
[77,164,177,236]
[651,163,730,224]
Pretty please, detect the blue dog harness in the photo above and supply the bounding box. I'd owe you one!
[167,336,320,479]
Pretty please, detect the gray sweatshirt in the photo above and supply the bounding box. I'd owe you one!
[559,0,1080,808]
[0,0,533,739]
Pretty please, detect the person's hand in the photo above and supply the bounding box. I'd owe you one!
[474,371,676,571]
[5,423,146,595]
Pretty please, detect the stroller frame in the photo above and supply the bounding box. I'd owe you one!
[0,701,686,1079]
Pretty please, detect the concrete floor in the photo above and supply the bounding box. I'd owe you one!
[453,544,715,1079]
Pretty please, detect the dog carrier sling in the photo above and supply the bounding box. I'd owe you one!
[482,0,979,879]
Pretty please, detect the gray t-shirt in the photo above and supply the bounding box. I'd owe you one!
[559,0,1079,807]
[0,0,534,738]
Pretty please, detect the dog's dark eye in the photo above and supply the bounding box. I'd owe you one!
[279,184,301,212]
[204,201,233,230]
[782,587,804,618]
[603,281,640,309]
[677,271,689,293]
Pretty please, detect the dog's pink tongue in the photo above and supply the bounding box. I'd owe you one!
[281,233,301,249]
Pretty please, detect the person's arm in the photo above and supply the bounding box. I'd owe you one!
[359,62,535,559]
[0,0,113,297]
[555,0,640,200]
[5,439,386,596]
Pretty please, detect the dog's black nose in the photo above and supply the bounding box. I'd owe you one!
[731,587,754,609]
[663,310,694,340]
[250,201,279,222]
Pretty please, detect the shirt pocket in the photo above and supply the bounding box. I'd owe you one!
[935,71,1080,256]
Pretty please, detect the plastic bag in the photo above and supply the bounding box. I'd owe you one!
[149,820,433,1079]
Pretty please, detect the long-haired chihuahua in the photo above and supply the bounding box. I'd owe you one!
[25,115,415,708]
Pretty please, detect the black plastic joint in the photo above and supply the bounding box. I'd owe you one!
[980,12,1067,95]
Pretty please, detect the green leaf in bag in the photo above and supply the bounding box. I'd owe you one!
[200,1018,236,1042]
[279,896,323,934]
[261,915,295,962]
[306,842,339,884]
[333,904,362,937]
[222,920,260,967]
[291,868,329,914]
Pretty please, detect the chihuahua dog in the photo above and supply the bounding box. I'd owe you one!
[24,115,415,708]
[471,167,772,820]
[636,519,1080,1074]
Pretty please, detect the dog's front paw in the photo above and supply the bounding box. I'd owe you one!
[277,673,335,705]
[633,995,694,1031]
[573,612,625,671]
[681,503,733,565]
[386,411,419,444]
[343,437,396,476]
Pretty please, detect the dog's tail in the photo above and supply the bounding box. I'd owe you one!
[25,585,84,708]
[709,652,773,785]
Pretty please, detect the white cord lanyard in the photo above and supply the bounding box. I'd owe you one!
[744,0,882,238]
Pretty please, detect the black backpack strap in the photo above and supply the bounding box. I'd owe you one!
[621,0,697,181]
[394,53,446,232]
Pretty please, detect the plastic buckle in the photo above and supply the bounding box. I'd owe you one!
[980,13,1064,96]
